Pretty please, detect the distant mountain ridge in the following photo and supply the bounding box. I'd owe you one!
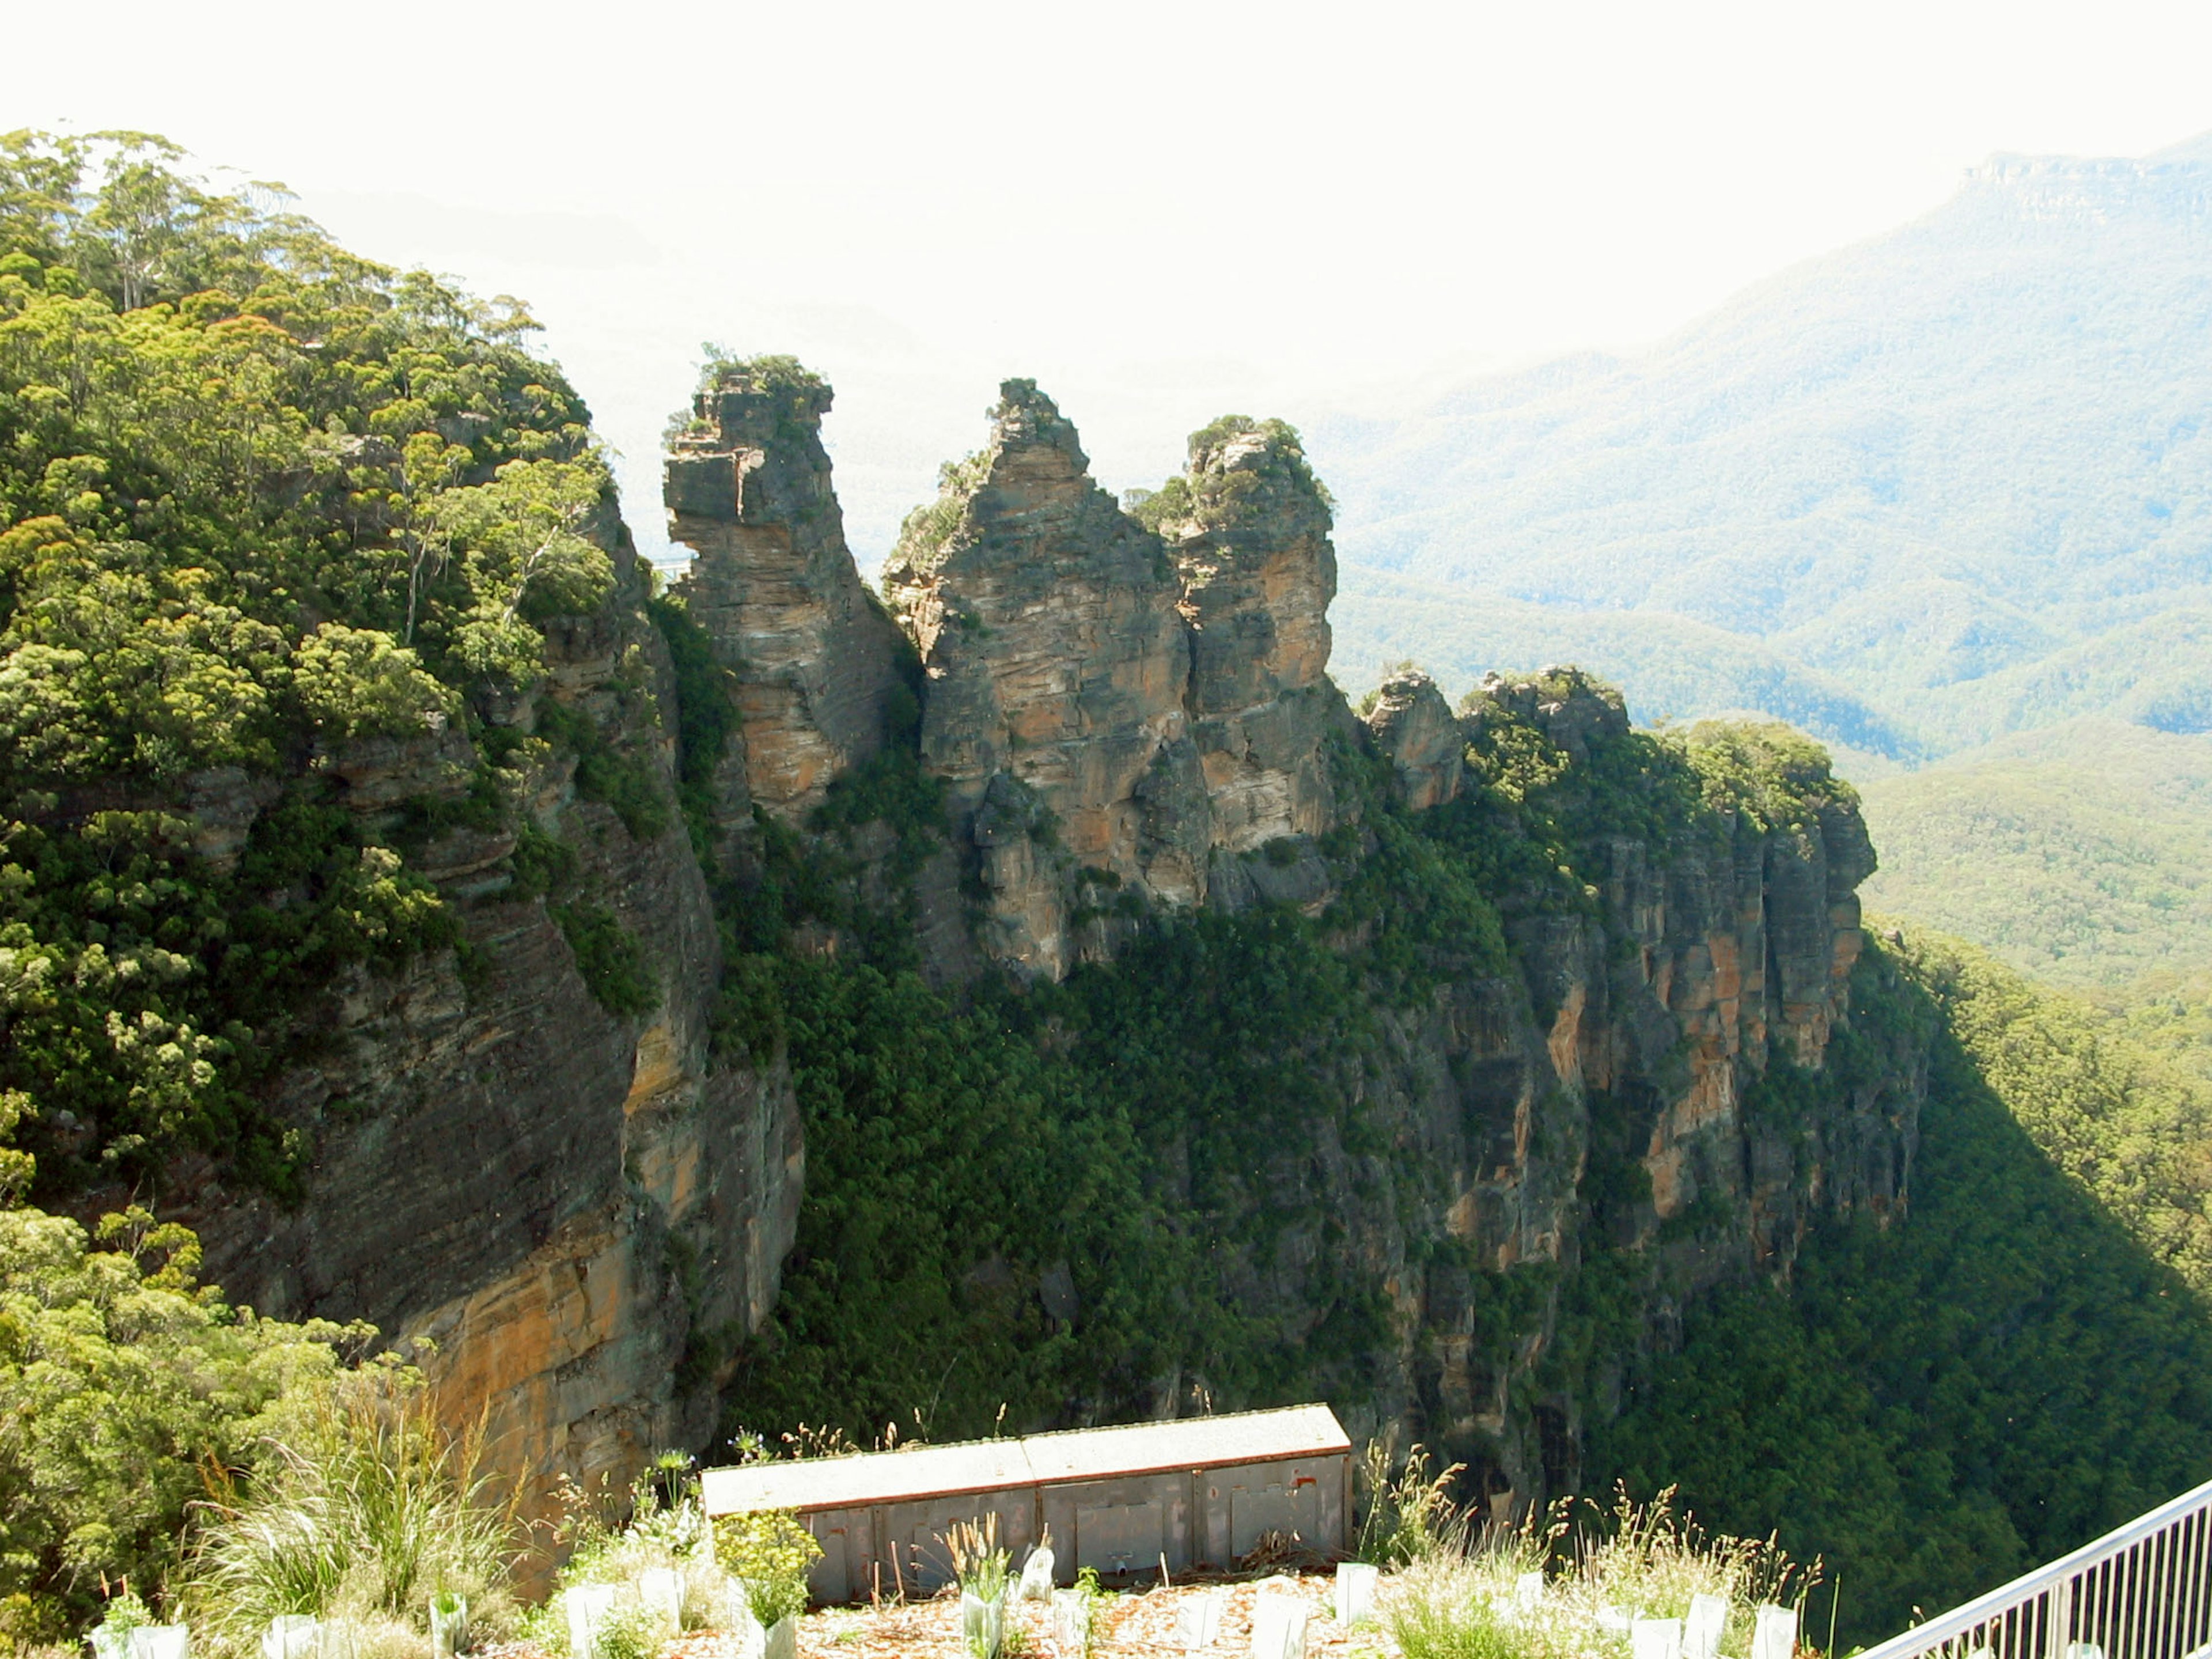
[1316,132,2212,763]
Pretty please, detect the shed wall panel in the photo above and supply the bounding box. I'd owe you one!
[1041,1472,1195,1580]
[881,1493,1038,1595]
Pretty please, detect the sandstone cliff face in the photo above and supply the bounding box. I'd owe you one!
[1259,669,1904,1505]
[162,358,1906,1545]
[880,386,1347,977]
[882,381,1194,976]
[178,547,801,1533]
[1155,421,1341,871]
[665,365,911,836]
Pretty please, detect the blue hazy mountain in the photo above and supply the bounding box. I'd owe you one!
[1316,132,2212,767]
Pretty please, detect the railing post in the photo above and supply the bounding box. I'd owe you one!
[2049,1574,2075,1659]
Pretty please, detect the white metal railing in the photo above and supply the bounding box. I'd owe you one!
[1856,1476,2212,1659]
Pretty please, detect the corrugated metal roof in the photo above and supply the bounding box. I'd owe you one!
[701,1405,1350,1516]
[1019,1404,1349,1484]
[703,1438,1035,1513]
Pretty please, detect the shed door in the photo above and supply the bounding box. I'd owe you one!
[1074,1498,1164,1575]
[1228,1469,1321,1557]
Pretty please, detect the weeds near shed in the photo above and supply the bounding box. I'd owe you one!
[1380,1485,1821,1659]
[1354,1431,1469,1565]
[944,1514,1010,1603]
[1569,1485,1819,1638]
[713,1509,820,1628]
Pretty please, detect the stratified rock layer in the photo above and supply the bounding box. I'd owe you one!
[1158,421,1342,876]
[181,549,801,1543]
[665,366,910,831]
[883,388,1349,975]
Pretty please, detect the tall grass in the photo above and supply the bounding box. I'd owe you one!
[184,1368,516,1658]
[1355,1433,1472,1565]
[1383,1486,1822,1659]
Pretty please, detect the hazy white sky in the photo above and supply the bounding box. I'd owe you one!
[16,0,2212,563]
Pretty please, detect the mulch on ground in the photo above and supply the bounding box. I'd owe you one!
[654,1569,1389,1657]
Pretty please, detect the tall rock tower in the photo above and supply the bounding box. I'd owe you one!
[663,361,911,839]
[883,385,1350,977]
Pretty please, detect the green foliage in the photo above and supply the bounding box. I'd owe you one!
[888,449,990,577]
[5,794,455,1198]
[1354,1435,1467,1566]
[0,1203,355,1639]
[1127,416,1334,536]
[711,1510,819,1628]
[1859,717,2212,993]
[293,623,458,742]
[646,594,739,866]
[1680,719,1859,835]
[537,701,670,844]
[0,131,628,1189]
[1379,1489,1812,1659]
[554,903,658,1019]
[694,348,824,400]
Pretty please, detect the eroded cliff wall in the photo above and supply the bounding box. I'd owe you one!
[172,540,802,1523]
[141,358,1912,1534]
[876,383,1349,976]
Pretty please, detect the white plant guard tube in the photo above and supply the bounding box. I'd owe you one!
[1175,1588,1226,1649]
[1250,1592,1309,1659]
[1052,1588,1092,1653]
[1752,1604,1800,1659]
[1332,1563,1378,1626]
[429,1596,467,1659]
[565,1584,618,1659]
[1635,1616,1686,1659]
[1686,1594,1728,1659]
[1018,1545,1056,1601]
[960,1590,1004,1658]
[1515,1570,1547,1612]
[638,1569,683,1635]
[259,1617,318,1659]
[128,1628,188,1659]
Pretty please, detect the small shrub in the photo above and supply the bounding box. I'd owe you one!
[593,1602,663,1659]
[1384,1558,1526,1659]
[1355,1434,1469,1565]
[944,1514,1009,1602]
[713,1510,820,1629]
[555,903,660,1018]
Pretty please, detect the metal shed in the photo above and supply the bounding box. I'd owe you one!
[700,1404,1353,1603]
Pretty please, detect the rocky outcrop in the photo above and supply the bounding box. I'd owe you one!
[1363,668,1464,810]
[664,363,911,834]
[884,381,1199,977]
[1154,420,1342,873]
[881,387,1349,978]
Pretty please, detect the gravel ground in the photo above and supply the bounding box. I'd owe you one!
[647,1570,1392,1657]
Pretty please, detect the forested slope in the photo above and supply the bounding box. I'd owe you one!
[1597,930,2212,1642]
[1317,136,2212,765]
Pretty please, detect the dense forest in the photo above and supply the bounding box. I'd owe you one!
[4,130,2212,1659]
